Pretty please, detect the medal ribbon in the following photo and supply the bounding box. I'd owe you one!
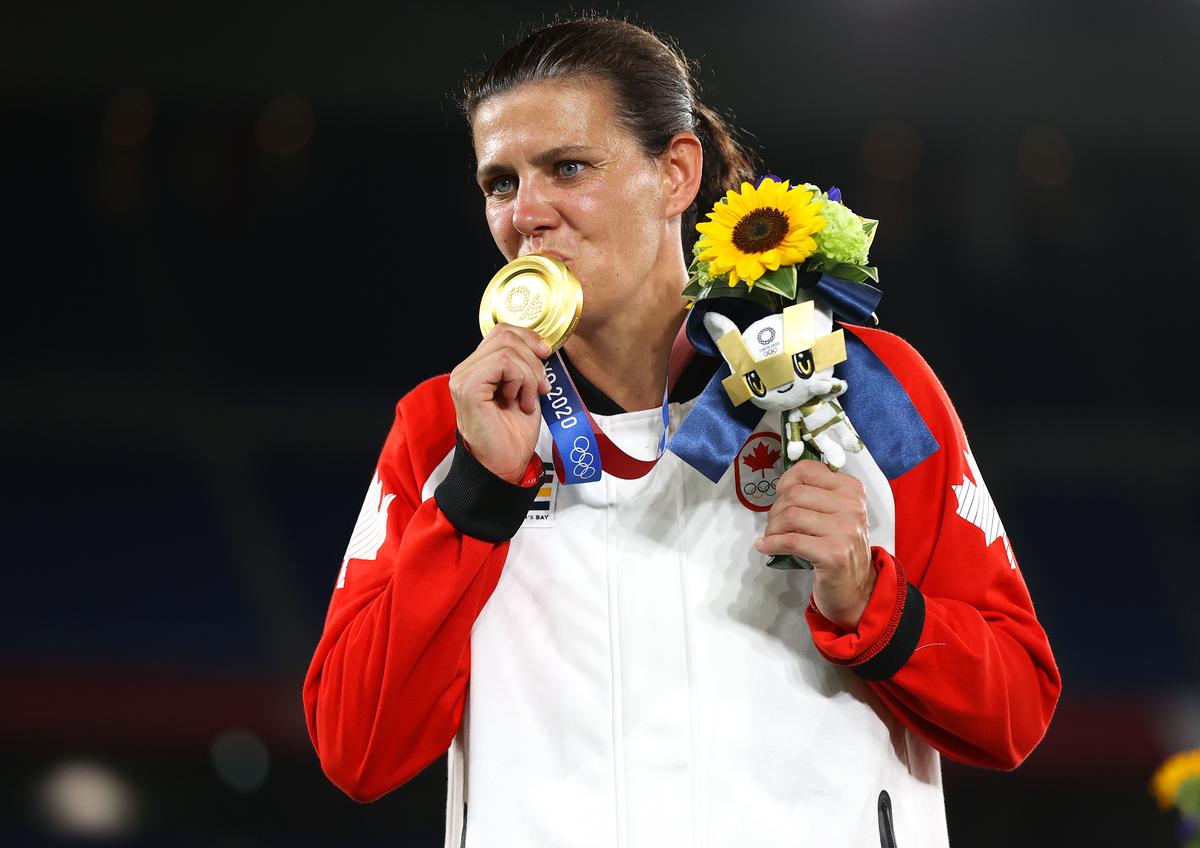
[540,326,695,484]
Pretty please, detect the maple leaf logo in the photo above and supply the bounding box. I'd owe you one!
[336,469,396,588]
[951,448,1017,570]
[743,440,781,478]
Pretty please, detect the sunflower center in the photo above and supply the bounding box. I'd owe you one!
[731,207,789,253]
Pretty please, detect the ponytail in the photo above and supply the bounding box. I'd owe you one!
[687,101,758,250]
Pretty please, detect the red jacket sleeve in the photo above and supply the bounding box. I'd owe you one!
[806,327,1062,770]
[302,375,538,802]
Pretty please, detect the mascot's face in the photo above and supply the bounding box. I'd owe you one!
[732,313,829,411]
[703,300,841,413]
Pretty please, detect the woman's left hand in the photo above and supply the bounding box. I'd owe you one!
[754,460,875,630]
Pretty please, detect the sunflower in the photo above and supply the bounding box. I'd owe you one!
[695,178,826,287]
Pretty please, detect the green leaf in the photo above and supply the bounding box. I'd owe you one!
[688,250,724,286]
[804,256,831,275]
[693,281,782,312]
[681,277,706,299]
[861,217,879,251]
[753,264,797,300]
[819,263,872,284]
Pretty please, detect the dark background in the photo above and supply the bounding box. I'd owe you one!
[3,0,1198,844]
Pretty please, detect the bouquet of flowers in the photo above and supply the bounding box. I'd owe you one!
[677,175,880,569]
[1153,748,1200,847]
[682,176,878,306]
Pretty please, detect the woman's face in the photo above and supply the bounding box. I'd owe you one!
[471,79,675,327]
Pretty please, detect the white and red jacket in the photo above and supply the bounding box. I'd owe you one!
[303,324,1061,847]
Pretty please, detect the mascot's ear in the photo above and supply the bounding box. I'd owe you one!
[703,311,738,347]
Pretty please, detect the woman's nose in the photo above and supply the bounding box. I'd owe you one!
[511,182,560,236]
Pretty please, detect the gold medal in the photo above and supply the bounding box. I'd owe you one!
[478,255,583,351]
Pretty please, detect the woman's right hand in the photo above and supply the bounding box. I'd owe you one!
[448,324,552,484]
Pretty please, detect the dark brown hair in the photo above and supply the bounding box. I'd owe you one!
[462,16,757,252]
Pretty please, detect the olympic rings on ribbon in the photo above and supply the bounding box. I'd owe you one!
[569,435,596,480]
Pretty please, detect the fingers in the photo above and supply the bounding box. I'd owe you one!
[758,450,872,606]
[778,459,862,493]
[764,505,833,538]
[764,495,863,535]
[453,344,540,408]
[755,530,829,559]
[451,324,553,404]
[754,531,857,568]
[493,346,545,414]
[755,530,818,556]
[445,324,552,479]
[769,476,847,517]
[466,324,552,377]
[483,323,552,359]
[490,324,553,384]
[766,460,867,544]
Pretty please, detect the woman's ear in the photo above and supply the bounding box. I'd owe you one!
[660,131,704,219]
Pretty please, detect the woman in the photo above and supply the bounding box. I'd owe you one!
[304,18,1060,847]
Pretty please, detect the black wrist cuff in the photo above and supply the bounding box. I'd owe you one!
[434,434,543,543]
[853,582,926,682]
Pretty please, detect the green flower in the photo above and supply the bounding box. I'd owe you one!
[813,198,870,265]
[690,239,720,286]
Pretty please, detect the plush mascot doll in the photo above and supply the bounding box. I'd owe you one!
[701,298,864,471]
[701,297,866,570]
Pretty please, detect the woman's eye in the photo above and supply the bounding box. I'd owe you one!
[489,176,516,195]
[557,161,585,178]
